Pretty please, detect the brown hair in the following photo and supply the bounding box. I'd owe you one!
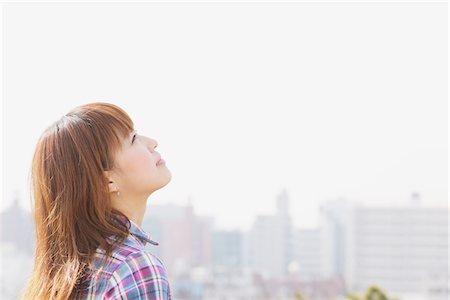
[20,102,135,299]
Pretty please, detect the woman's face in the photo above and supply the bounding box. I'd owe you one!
[108,130,172,198]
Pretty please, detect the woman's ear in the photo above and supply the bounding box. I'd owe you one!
[104,171,119,193]
[107,180,119,193]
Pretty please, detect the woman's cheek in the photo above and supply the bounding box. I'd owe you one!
[126,150,153,173]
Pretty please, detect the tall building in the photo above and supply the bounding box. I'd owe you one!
[319,195,449,300]
[319,198,353,281]
[212,229,243,268]
[192,215,214,268]
[0,194,34,255]
[294,228,322,281]
[142,201,214,277]
[143,203,194,277]
[0,194,34,299]
[249,188,295,279]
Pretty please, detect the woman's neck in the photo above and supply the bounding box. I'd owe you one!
[111,195,148,227]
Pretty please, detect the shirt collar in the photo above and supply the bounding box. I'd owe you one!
[129,219,159,246]
[112,214,159,247]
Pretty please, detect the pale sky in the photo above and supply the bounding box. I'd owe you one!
[1,2,448,231]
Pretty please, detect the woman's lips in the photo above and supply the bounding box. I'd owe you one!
[157,158,165,166]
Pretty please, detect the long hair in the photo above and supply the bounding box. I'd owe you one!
[20,102,135,299]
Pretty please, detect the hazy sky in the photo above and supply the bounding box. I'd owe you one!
[2,2,447,231]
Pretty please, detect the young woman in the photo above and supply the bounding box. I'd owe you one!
[20,102,173,299]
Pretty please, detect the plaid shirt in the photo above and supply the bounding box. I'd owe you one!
[72,216,172,299]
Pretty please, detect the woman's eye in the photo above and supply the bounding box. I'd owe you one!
[132,134,137,144]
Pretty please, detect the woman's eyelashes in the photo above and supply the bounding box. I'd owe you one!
[132,133,137,144]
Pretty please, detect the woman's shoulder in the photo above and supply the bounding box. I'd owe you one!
[92,239,166,277]
[112,249,168,280]
[73,219,171,298]
[104,249,171,299]
[73,248,170,299]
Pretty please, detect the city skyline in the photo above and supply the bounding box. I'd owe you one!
[1,191,447,300]
[2,3,447,231]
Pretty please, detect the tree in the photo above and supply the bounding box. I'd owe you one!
[346,285,399,300]
[293,290,307,300]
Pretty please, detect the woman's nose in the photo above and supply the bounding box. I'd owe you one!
[147,138,158,152]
